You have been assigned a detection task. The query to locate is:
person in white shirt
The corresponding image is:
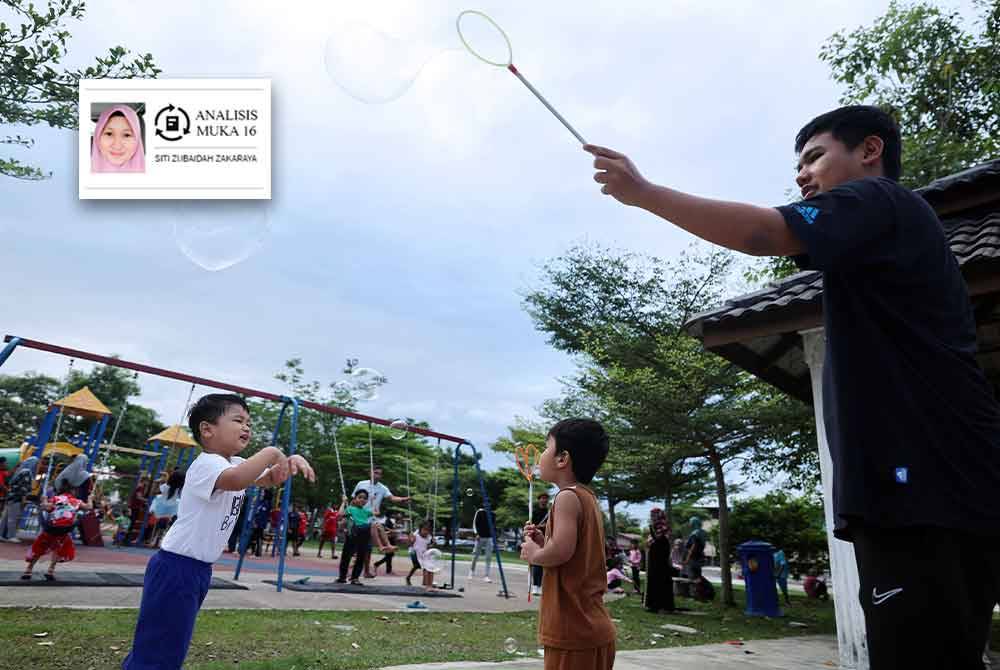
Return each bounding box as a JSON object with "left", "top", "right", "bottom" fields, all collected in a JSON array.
[
  {"left": 352, "top": 465, "right": 410, "bottom": 578},
  {"left": 123, "top": 394, "right": 314, "bottom": 670}
]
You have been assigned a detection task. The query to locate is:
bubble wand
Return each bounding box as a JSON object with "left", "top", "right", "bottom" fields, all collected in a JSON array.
[
  {"left": 514, "top": 443, "right": 542, "bottom": 602},
  {"left": 457, "top": 10, "right": 586, "bottom": 144}
]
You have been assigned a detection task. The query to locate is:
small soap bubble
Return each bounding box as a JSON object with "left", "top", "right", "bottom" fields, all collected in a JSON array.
[
  {"left": 465, "top": 488, "right": 475, "bottom": 497},
  {"left": 503, "top": 637, "right": 518, "bottom": 654},
  {"left": 173, "top": 201, "right": 272, "bottom": 272},
  {"left": 350, "top": 367, "right": 383, "bottom": 401},
  {"left": 389, "top": 419, "right": 408, "bottom": 440}
]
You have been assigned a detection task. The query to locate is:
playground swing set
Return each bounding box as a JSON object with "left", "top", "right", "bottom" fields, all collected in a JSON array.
[{"left": 0, "top": 335, "right": 513, "bottom": 596}]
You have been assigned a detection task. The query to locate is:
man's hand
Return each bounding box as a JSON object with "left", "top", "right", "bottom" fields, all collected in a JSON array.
[
  {"left": 287, "top": 455, "right": 315, "bottom": 482},
  {"left": 585, "top": 144, "right": 651, "bottom": 207}
]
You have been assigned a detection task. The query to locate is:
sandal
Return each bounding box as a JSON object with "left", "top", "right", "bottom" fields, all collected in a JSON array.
[
  {"left": 19, "top": 572, "right": 32, "bottom": 580},
  {"left": 44, "top": 573, "right": 55, "bottom": 581}
]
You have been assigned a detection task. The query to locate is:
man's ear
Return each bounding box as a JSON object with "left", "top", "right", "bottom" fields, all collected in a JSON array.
[{"left": 861, "top": 135, "right": 885, "bottom": 168}]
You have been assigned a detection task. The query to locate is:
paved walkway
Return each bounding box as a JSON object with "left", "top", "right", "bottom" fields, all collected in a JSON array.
[{"left": 383, "top": 636, "right": 841, "bottom": 669}]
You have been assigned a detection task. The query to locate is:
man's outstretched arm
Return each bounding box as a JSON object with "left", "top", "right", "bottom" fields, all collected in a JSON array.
[{"left": 585, "top": 144, "right": 804, "bottom": 257}]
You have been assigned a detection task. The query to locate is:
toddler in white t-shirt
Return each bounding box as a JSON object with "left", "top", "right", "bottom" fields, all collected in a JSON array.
[{"left": 123, "top": 394, "right": 314, "bottom": 670}]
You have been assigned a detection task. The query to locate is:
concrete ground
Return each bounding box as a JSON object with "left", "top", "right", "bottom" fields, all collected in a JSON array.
[
  {"left": 383, "top": 636, "right": 841, "bottom": 670},
  {"left": 0, "top": 537, "right": 539, "bottom": 612}
]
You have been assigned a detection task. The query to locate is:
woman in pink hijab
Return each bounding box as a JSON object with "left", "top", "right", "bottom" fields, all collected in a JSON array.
[{"left": 90, "top": 105, "right": 145, "bottom": 173}]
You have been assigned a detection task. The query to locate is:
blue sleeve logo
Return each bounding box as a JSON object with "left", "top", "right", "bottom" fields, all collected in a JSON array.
[
  {"left": 894, "top": 467, "right": 908, "bottom": 484},
  {"left": 792, "top": 204, "right": 819, "bottom": 225}
]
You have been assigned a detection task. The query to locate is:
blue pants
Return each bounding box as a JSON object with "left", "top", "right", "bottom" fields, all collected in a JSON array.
[{"left": 123, "top": 550, "right": 212, "bottom": 669}]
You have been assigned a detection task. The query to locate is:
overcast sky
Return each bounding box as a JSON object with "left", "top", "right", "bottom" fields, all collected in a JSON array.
[{"left": 0, "top": 1, "right": 980, "bottom": 519}]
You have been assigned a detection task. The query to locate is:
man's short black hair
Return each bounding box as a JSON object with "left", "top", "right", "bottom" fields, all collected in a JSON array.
[
  {"left": 795, "top": 105, "right": 902, "bottom": 181},
  {"left": 537, "top": 492, "right": 549, "bottom": 499},
  {"left": 188, "top": 393, "right": 249, "bottom": 445},
  {"left": 547, "top": 418, "right": 610, "bottom": 485}
]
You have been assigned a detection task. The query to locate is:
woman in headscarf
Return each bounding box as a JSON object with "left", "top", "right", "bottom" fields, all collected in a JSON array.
[
  {"left": 90, "top": 105, "right": 145, "bottom": 173},
  {"left": 643, "top": 507, "right": 675, "bottom": 613},
  {"left": 1, "top": 457, "right": 39, "bottom": 542},
  {"left": 54, "top": 455, "right": 92, "bottom": 501}
]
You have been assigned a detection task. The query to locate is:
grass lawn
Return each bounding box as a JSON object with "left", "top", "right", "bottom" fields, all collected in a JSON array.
[{"left": 4, "top": 590, "right": 836, "bottom": 669}]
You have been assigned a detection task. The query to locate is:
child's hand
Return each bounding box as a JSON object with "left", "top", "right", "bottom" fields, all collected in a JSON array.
[
  {"left": 287, "top": 455, "right": 315, "bottom": 482},
  {"left": 520, "top": 536, "right": 541, "bottom": 563},
  {"left": 522, "top": 522, "right": 543, "bottom": 545},
  {"left": 584, "top": 144, "right": 651, "bottom": 207},
  {"left": 268, "top": 457, "right": 290, "bottom": 485}
]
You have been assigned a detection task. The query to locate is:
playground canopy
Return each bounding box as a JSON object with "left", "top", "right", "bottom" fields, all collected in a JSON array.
[{"left": 52, "top": 386, "right": 112, "bottom": 419}]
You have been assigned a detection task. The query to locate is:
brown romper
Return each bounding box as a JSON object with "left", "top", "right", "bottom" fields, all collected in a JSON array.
[{"left": 537, "top": 484, "right": 617, "bottom": 670}]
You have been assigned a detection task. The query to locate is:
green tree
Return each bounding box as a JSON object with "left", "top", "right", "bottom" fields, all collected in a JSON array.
[
  {"left": 0, "top": 371, "right": 60, "bottom": 449},
  {"left": 822, "top": 0, "right": 1000, "bottom": 187},
  {"left": 749, "top": 0, "right": 1000, "bottom": 283},
  {"left": 1, "top": 0, "right": 160, "bottom": 179},
  {"left": 524, "top": 244, "right": 815, "bottom": 605},
  {"left": 727, "top": 491, "right": 828, "bottom": 577}
]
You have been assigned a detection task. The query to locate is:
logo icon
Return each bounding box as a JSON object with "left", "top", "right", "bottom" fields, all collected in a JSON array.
[
  {"left": 154, "top": 104, "right": 191, "bottom": 142},
  {"left": 792, "top": 204, "right": 820, "bottom": 225},
  {"left": 872, "top": 587, "right": 903, "bottom": 605}
]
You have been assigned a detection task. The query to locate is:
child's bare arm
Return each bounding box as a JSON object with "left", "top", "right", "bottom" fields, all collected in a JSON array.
[
  {"left": 215, "top": 446, "right": 285, "bottom": 492},
  {"left": 520, "top": 493, "right": 581, "bottom": 568}
]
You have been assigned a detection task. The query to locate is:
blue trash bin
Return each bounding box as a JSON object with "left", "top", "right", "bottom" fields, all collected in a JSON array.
[{"left": 738, "top": 540, "right": 782, "bottom": 617}]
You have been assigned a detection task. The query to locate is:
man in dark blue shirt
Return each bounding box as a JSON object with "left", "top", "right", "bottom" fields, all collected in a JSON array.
[{"left": 586, "top": 105, "right": 1000, "bottom": 669}]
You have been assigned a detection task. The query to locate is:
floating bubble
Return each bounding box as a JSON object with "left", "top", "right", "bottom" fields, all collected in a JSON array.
[
  {"left": 351, "top": 367, "right": 383, "bottom": 401},
  {"left": 503, "top": 637, "right": 518, "bottom": 655},
  {"left": 324, "top": 21, "right": 445, "bottom": 104},
  {"left": 389, "top": 419, "right": 408, "bottom": 440},
  {"left": 531, "top": 465, "right": 542, "bottom": 479},
  {"left": 423, "top": 548, "right": 443, "bottom": 573},
  {"left": 465, "top": 488, "right": 475, "bottom": 498},
  {"left": 332, "top": 380, "right": 355, "bottom": 403},
  {"left": 172, "top": 201, "right": 272, "bottom": 272}
]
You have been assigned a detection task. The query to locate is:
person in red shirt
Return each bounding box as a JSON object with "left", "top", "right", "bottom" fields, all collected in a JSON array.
[
  {"left": 317, "top": 500, "right": 340, "bottom": 559},
  {"left": 22, "top": 479, "right": 91, "bottom": 580}
]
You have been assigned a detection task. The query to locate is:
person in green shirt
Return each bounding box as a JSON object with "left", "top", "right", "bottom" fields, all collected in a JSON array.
[{"left": 336, "top": 490, "right": 372, "bottom": 585}]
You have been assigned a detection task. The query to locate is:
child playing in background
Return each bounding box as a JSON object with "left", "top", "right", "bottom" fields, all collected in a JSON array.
[
  {"left": 123, "top": 394, "right": 314, "bottom": 670},
  {"left": 627, "top": 539, "right": 643, "bottom": 596},
  {"left": 606, "top": 561, "right": 633, "bottom": 594},
  {"left": 113, "top": 506, "right": 131, "bottom": 547},
  {"left": 520, "top": 419, "right": 616, "bottom": 670},
  {"left": 317, "top": 499, "right": 339, "bottom": 559},
  {"left": 21, "top": 479, "right": 90, "bottom": 581},
  {"left": 336, "top": 490, "right": 372, "bottom": 585},
  {"left": 406, "top": 520, "right": 434, "bottom": 590}
]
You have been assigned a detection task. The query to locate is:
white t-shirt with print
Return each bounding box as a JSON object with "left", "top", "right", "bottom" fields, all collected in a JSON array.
[
  {"left": 351, "top": 479, "right": 392, "bottom": 517},
  {"left": 161, "top": 452, "right": 246, "bottom": 564}
]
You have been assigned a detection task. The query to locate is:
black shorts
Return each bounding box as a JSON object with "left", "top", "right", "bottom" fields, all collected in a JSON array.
[
  {"left": 410, "top": 553, "right": 421, "bottom": 569},
  {"left": 852, "top": 523, "right": 1000, "bottom": 670}
]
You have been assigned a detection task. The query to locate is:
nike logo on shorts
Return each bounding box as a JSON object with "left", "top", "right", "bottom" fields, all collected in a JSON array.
[{"left": 872, "top": 587, "right": 903, "bottom": 605}]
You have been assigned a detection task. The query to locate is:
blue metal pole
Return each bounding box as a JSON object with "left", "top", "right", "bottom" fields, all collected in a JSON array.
[
  {"left": 32, "top": 407, "right": 59, "bottom": 459},
  {"left": 232, "top": 486, "right": 258, "bottom": 580},
  {"left": 0, "top": 336, "right": 21, "bottom": 368},
  {"left": 88, "top": 415, "right": 110, "bottom": 467},
  {"left": 450, "top": 443, "right": 460, "bottom": 590},
  {"left": 235, "top": 399, "right": 289, "bottom": 582},
  {"left": 470, "top": 442, "right": 509, "bottom": 598},
  {"left": 275, "top": 397, "right": 299, "bottom": 593}
]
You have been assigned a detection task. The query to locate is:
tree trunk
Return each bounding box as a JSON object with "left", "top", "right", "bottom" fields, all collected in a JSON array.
[
  {"left": 705, "top": 444, "right": 734, "bottom": 606},
  {"left": 662, "top": 476, "right": 673, "bottom": 534},
  {"left": 607, "top": 497, "right": 619, "bottom": 543}
]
